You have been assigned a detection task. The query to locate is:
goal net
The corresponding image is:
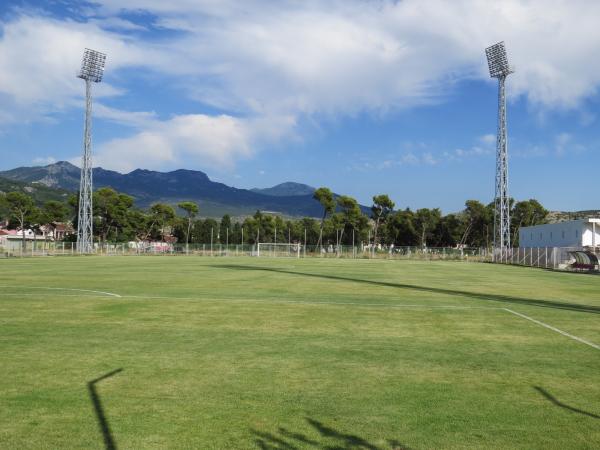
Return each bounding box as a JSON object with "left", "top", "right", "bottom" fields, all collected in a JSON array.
[{"left": 256, "top": 243, "right": 302, "bottom": 258}]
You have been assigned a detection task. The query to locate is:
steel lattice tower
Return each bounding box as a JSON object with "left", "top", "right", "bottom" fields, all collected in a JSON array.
[
  {"left": 76, "top": 48, "right": 106, "bottom": 253},
  {"left": 485, "top": 42, "right": 514, "bottom": 252}
]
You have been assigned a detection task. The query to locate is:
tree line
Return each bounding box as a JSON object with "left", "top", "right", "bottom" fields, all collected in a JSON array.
[{"left": 0, "top": 186, "right": 548, "bottom": 248}]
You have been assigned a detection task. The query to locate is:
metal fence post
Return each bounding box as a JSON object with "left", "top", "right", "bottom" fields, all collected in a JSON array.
[{"left": 529, "top": 248, "right": 532, "bottom": 266}]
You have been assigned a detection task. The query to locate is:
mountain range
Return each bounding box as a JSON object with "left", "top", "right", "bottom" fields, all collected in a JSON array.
[
  {"left": 0, "top": 175, "right": 71, "bottom": 205},
  {"left": 1, "top": 161, "right": 598, "bottom": 221},
  {"left": 0, "top": 161, "right": 357, "bottom": 218},
  {"left": 251, "top": 182, "right": 315, "bottom": 197}
]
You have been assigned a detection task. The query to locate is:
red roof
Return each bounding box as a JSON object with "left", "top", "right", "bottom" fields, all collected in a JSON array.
[{"left": 55, "top": 223, "right": 74, "bottom": 232}]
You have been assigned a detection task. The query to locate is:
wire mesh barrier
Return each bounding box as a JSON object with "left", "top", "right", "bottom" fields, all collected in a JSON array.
[
  {"left": 1, "top": 241, "right": 488, "bottom": 262},
  {"left": 1, "top": 241, "right": 80, "bottom": 258},
  {"left": 492, "top": 247, "right": 600, "bottom": 272},
  {"left": 256, "top": 243, "right": 302, "bottom": 258},
  {"left": 3, "top": 241, "right": 597, "bottom": 272},
  {"left": 302, "top": 245, "right": 486, "bottom": 261}
]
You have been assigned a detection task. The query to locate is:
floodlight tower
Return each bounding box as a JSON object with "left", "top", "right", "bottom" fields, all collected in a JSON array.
[
  {"left": 76, "top": 48, "right": 106, "bottom": 253},
  {"left": 485, "top": 41, "right": 514, "bottom": 254}
]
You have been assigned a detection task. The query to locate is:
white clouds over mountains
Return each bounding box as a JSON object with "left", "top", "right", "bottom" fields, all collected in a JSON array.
[
  {"left": 94, "top": 113, "right": 296, "bottom": 173},
  {"left": 1, "top": 0, "right": 599, "bottom": 171}
]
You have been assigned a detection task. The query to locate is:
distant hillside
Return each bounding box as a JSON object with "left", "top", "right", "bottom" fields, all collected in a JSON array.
[
  {"left": 251, "top": 182, "right": 315, "bottom": 197},
  {"left": 0, "top": 176, "right": 71, "bottom": 205},
  {"left": 547, "top": 210, "right": 600, "bottom": 223},
  {"left": 0, "top": 162, "right": 368, "bottom": 218}
]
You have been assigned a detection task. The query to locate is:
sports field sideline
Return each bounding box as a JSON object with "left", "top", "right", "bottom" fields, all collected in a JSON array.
[{"left": 1, "top": 256, "right": 599, "bottom": 449}]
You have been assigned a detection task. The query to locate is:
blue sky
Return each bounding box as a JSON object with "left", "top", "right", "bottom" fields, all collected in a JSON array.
[{"left": 0, "top": 0, "right": 599, "bottom": 212}]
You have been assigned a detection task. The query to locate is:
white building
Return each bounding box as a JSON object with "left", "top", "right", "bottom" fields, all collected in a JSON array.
[
  {"left": 0, "top": 229, "right": 48, "bottom": 251},
  {"left": 519, "top": 218, "right": 600, "bottom": 248}
]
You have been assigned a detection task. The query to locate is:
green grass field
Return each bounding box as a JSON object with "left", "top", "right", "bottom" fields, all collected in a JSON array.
[{"left": 1, "top": 256, "right": 599, "bottom": 449}]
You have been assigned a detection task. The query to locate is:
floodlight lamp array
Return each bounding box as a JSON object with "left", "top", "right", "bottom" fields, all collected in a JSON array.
[
  {"left": 485, "top": 41, "right": 513, "bottom": 78},
  {"left": 78, "top": 48, "right": 107, "bottom": 83}
]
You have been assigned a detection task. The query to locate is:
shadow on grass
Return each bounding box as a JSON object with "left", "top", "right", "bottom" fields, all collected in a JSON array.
[
  {"left": 252, "top": 417, "right": 411, "bottom": 449},
  {"left": 88, "top": 368, "right": 123, "bottom": 450},
  {"left": 214, "top": 264, "right": 600, "bottom": 315},
  {"left": 534, "top": 386, "right": 600, "bottom": 419}
]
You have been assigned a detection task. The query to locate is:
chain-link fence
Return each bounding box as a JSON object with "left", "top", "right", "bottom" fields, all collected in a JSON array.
[
  {"left": 1, "top": 241, "right": 488, "bottom": 262},
  {"left": 4, "top": 241, "right": 597, "bottom": 272},
  {"left": 1, "top": 241, "right": 80, "bottom": 258},
  {"left": 301, "top": 245, "right": 486, "bottom": 261},
  {"left": 492, "top": 246, "right": 599, "bottom": 271}
]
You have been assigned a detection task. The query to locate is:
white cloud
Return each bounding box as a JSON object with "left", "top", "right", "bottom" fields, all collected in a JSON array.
[
  {"left": 348, "top": 149, "right": 439, "bottom": 172},
  {"left": 0, "top": 13, "right": 164, "bottom": 124},
  {"left": 503, "top": 132, "right": 589, "bottom": 158},
  {"left": 555, "top": 132, "right": 571, "bottom": 156},
  {"left": 92, "top": 0, "right": 600, "bottom": 112},
  {"left": 89, "top": 17, "right": 147, "bottom": 32},
  {"left": 422, "top": 152, "right": 438, "bottom": 165},
  {"left": 7, "top": 0, "right": 600, "bottom": 118},
  {"left": 480, "top": 134, "right": 496, "bottom": 145},
  {"left": 579, "top": 110, "right": 596, "bottom": 126},
  {"left": 446, "top": 133, "right": 495, "bottom": 161},
  {"left": 513, "top": 144, "right": 548, "bottom": 159},
  {"left": 400, "top": 153, "right": 420, "bottom": 166},
  {"left": 3, "top": 1, "right": 600, "bottom": 169},
  {"left": 93, "top": 113, "right": 295, "bottom": 172},
  {"left": 94, "top": 104, "right": 159, "bottom": 128},
  {"left": 450, "top": 146, "right": 491, "bottom": 159},
  {"left": 32, "top": 156, "right": 56, "bottom": 165},
  {"left": 554, "top": 132, "right": 587, "bottom": 156}
]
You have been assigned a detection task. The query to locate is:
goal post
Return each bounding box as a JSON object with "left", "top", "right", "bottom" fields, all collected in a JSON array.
[{"left": 256, "top": 243, "right": 301, "bottom": 258}]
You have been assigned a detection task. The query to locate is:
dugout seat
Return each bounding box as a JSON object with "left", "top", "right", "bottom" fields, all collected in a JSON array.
[{"left": 568, "top": 251, "right": 599, "bottom": 272}]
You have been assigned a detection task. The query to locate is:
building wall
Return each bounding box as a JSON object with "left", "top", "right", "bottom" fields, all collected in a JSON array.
[
  {"left": 519, "top": 219, "right": 600, "bottom": 248},
  {"left": 582, "top": 224, "right": 600, "bottom": 247}
]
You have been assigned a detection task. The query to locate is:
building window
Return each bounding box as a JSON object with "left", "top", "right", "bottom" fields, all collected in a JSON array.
[
  {"left": 540, "top": 233, "right": 543, "bottom": 240},
  {"left": 562, "top": 230, "right": 565, "bottom": 239},
  {"left": 531, "top": 233, "right": 533, "bottom": 240},
  {"left": 575, "top": 230, "right": 579, "bottom": 238},
  {"left": 550, "top": 232, "right": 553, "bottom": 240}
]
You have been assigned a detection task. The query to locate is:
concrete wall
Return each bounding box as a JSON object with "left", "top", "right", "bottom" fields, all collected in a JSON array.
[{"left": 519, "top": 219, "right": 600, "bottom": 248}]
